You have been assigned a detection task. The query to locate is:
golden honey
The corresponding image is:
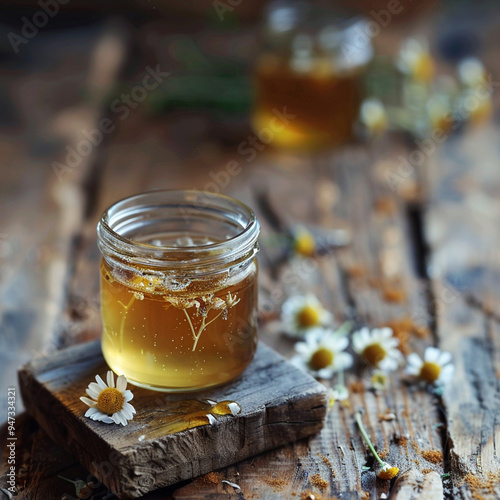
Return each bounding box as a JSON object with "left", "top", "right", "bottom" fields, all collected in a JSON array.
[
  {"left": 252, "top": 3, "right": 372, "bottom": 151},
  {"left": 252, "top": 56, "right": 363, "bottom": 150},
  {"left": 97, "top": 191, "right": 260, "bottom": 392}
]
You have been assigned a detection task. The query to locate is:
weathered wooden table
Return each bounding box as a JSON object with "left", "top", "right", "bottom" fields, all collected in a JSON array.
[{"left": 1, "top": 9, "right": 500, "bottom": 500}]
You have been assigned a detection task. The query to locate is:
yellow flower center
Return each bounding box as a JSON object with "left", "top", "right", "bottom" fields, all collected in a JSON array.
[
  {"left": 294, "top": 231, "right": 316, "bottom": 257},
  {"left": 309, "top": 347, "right": 334, "bottom": 370},
  {"left": 362, "top": 343, "right": 387, "bottom": 366},
  {"left": 413, "top": 53, "right": 435, "bottom": 82},
  {"left": 297, "top": 304, "right": 321, "bottom": 327},
  {"left": 97, "top": 387, "right": 125, "bottom": 415},
  {"left": 377, "top": 466, "right": 399, "bottom": 480},
  {"left": 419, "top": 361, "right": 441, "bottom": 383}
]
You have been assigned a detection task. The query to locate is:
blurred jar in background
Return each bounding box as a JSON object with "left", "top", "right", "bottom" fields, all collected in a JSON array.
[{"left": 252, "top": 1, "right": 372, "bottom": 151}]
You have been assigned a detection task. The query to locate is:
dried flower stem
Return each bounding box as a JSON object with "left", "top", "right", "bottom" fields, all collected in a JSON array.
[
  {"left": 184, "top": 307, "right": 225, "bottom": 352},
  {"left": 117, "top": 295, "right": 136, "bottom": 353}
]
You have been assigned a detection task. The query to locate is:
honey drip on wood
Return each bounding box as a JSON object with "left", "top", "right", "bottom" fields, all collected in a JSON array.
[{"left": 139, "top": 399, "right": 241, "bottom": 439}]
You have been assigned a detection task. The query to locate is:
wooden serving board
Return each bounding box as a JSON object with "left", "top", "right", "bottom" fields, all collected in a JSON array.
[{"left": 18, "top": 340, "right": 328, "bottom": 499}]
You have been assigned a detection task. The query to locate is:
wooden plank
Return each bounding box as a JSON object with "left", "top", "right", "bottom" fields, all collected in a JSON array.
[
  {"left": 19, "top": 340, "right": 328, "bottom": 499},
  {"left": 425, "top": 125, "right": 500, "bottom": 499}
]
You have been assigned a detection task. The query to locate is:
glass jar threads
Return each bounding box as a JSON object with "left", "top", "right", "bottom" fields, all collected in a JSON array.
[{"left": 97, "top": 190, "right": 260, "bottom": 392}]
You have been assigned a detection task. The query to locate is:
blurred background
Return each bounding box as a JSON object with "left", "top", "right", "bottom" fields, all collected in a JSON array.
[{"left": 1, "top": 0, "right": 500, "bottom": 418}]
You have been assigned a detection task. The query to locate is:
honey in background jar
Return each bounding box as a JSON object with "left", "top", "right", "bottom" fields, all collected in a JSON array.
[{"left": 251, "top": 1, "right": 372, "bottom": 151}]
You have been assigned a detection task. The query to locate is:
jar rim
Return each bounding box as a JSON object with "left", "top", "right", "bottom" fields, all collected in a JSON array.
[{"left": 97, "top": 189, "right": 260, "bottom": 274}]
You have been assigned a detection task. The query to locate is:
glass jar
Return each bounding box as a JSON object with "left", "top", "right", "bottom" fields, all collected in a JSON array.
[
  {"left": 251, "top": 1, "right": 372, "bottom": 151},
  {"left": 97, "top": 190, "right": 260, "bottom": 392}
]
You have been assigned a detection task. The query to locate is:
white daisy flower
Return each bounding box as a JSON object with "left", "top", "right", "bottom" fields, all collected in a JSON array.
[
  {"left": 80, "top": 370, "right": 136, "bottom": 426},
  {"left": 458, "top": 57, "right": 487, "bottom": 88},
  {"left": 371, "top": 370, "right": 389, "bottom": 391},
  {"left": 360, "top": 98, "right": 388, "bottom": 136},
  {"left": 397, "top": 38, "right": 435, "bottom": 83},
  {"left": 352, "top": 327, "right": 402, "bottom": 371},
  {"left": 406, "top": 346, "right": 454, "bottom": 386},
  {"left": 291, "top": 329, "right": 353, "bottom": 379},
  {"left": 281, "top": 294, "right": 332, "bottom": 338}
]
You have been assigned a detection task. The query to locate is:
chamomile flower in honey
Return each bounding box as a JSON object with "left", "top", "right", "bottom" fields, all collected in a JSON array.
[
  {"left": 352, "top": 327, "right": 401, "bottom": 371},
  {"left": 292, "top": 226, "right": 316, "bottom": 257},
  {"left": 398, "top": 38, "right": 435, "bottom": 83},
  {"left": 281, "top": 294, "right": 333, "bottom": 338},
  {"left": 80, "top": 370, "right": 136, "bottom": 426},
  {"left": 406, "top": 346, "right": 454, "bottom": 387},
  {"left": 291, "top": 329, "right": 353, "bottom": 379}
]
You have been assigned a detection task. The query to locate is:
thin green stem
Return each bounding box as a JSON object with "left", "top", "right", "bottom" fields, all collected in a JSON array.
[
  {"left": 338, "top": 369, "right": 345, "bottom": 388},
  {"left": 355, "top": 411, "right": 385, "bottom": 467},
  {"left": 57, "top": 475, "right": 77, "bottom": 485}
]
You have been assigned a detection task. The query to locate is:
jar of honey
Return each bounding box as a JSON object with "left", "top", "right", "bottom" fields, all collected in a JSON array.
[
  {"left": 97, "top": 190, "right": 260, "bottom": 392},
  {"left": 252, "top": 1, "right": 373, "bottom": 151}
]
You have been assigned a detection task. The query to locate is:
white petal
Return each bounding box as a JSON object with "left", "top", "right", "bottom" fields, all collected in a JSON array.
[
  {"left": 438, "top": 364, "right": 454, "bottom": 384},
  {"left": 320, "top": 310, "right": 333, "bottom": 324},
  {"left": 116, "top": 375, "right": 127, "bottom": 392},
  {"left": 227, "top": 402, "right": 240, "bottom": 415},
  {"left": 86, "top": 387, "right": 100, "bottom": 399},
  {"left": 123, "top": 390, "right": 134, "bottom": 402},
  {"left": 90, "top": 411, "right": 104, "bottom": 420},
  {"left": 80, "top": 396, "right": 97, "bottom": 407},
  {"left": 331, "top": 335, "right": 349, "bottom": 352},
  {"left": 385, "top": 338, "right": 400, "bottom": 349},
  {"left": 406, "top": 353, "right": 423, "bottom": 372},
  {"left": 316, "top": 368, "right": 334, "bottom": 379},
  {"left": 295, "top": 342, "right": 311, "bottom": 355},
  {"left": 95, "top": 374, "right": 107, "bottom": 390},
  {"left": 438, "top": 351, "right": 452, "bottom": 366},
  {"left": 107, "top": 371, "right": 115, "bottom": 388},
  {"left": 89, "top": 382, "right": 103, "bottom": 395},
  {"left": 379, "top": 357, "right": 398, "bottom": 372},
  {"left": 425, "top": 346, "right": 440, "bottom": 362},
  {"left": 352, "top": 332, "right": 364, "bottom": 353},
  {"left": 124, "top": 402, "right": 136, "bottom": 415},
  {"left": 120, "top": 407, "right": 133, "bottom": 420},
  {"left": 336, "top": 352, "right": 353, "bottom": 370},
  {"left": 111, "top": 412, "right": 122, "bottom": 425},
  {"left": 85, "top": 407, "right": 98, "bottom": 417},
  {"left": 101, "top": 415, "right": 115, "bottom": 424},
  {"left": 379, "top": 328, "right": 394, "bottom": 339}
]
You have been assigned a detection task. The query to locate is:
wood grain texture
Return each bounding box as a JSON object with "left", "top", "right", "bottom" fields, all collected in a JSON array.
[
  {"left": 2, "top": 9, "right": 500, "bottom": 499},
  {"left": 18, "top": 341, "right": 328, "bottom": 498},
  {"left": 425, "top": 129, "right": 500, "bottom": 499}
]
